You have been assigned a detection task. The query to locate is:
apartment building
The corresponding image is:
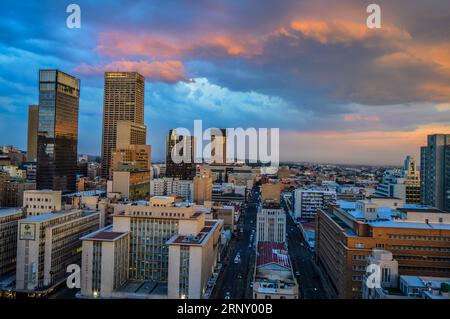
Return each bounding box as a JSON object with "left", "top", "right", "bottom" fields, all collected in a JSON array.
[{"left": 150, "top": 178, "right": 193, "bottom": 202}]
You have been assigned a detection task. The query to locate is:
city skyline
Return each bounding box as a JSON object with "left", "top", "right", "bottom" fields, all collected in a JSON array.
[{"left": 1, "top": 1, "right": 450, "bottom": 165}]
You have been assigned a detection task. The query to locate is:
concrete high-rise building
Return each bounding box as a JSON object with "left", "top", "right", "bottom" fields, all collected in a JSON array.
[
  {"left": 101, "top": 72, "right": 145, "bottom": 178},
  {"left": 193, "top": 168, "right": 213, "bottom": 204},
  {"left": 166, "top": 130, "right": 196, "bottom": 180},
  {"left": 36, "top": 70, "right": 80, "bottom": 193},
  {"left": 420, "top": 134, "right": 450, "bottom": 211},
  {"left": 294, "top": 187, "right": 337, "bottom": 220},
  {"left": 26, "top": 105, "right": 39, "bottom": 162},
  {"left": 111, "top": 144, "right": 151, "bottom": 176}
]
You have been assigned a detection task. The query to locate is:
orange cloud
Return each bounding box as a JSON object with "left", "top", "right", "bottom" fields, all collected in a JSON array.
[
  {"left": 75, "top": 60, "right": 186, "bottom": 83},
  {"left": 96, "top": 32, "right": 261, "bottom": 59},
  {"left": 289, "top": 19, "right": 410, "bottom": 45}
]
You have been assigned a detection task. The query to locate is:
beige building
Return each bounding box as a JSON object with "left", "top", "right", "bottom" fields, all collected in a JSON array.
[
  {"left": 257, "top": 202, "right": 286, "bottom": 243},
  {"left": 0, "top": 208, "right": 26, "bottom": 276},
  {"left": 16, "top": 209, "right": 100, "bottom": 292},
  {"left": 101, "top": 72, "right": 145, "bottom": 178},
  {"left": 111, "top": 143, "right": 151, "bottom": 175},
  {"left": 26, "top": 105, "right": 39, "bottom": 162},
  {"left": 23, "top": 190, "right": 62, "bottom": 216},
  {"left": 253, "top": 242, "right": 299, "bottom": 299},
  {"left": 261, "top": 183, "right": 281, "bottom": 204},
  {"left": 193, "top": 168, "right": 213, "bottom": 204},
  {"left": 80, "top": 196, "right": 223, "bottom": 299},
  {"left": 80, "top": 226, "right": 130, "bottom": 298},
  {"left": 112, "top": 170, "right": 150, "bottom": 200}
]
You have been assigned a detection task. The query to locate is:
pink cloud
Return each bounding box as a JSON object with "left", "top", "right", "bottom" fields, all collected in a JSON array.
[
  {"left": 74, "top": 60, "right": 186, "bottom": 83},
  {"left": 343, "top": 114, "right": 381, "bottom": 122}
]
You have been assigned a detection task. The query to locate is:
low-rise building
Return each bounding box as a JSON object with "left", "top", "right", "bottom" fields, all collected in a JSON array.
[
  {"left": 252, "top": 242, "right": 299, "bottom": 299},
  {"left": 23, "top": 190, "right": 62, "bottom": 216}
]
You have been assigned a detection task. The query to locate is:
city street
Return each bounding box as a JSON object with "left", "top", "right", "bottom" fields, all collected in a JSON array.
[
  {"left": 211, "top": 188, "right": 259, "bottom": 299},
  {"left": 283, "top": 200, "right": 327, "bottom": 299}
]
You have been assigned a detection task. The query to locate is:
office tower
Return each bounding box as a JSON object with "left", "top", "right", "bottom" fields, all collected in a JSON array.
[
  {"left": 26, "top": 105, "right": 39, "bottom": 161},
  {"left": 210, "top": 128, "right": 227, "bottom": 164},
  {"left": 166, "top": 130, "right": 196, "bottom": 180},
  {"left": 193, "top": 168, "right": 213, "bottom": 204},
  {"left": 111, "top": 144, "right": 151, "bottom": 174},
  {"left": 315, "top": 199, "right": 450, "bottom": 299},
  {"left": 101, "top": 72, "right": 145, "bottom": 179},
  {"left": 36, "top": 70, "right": 80, "bottom": 193},
  {"left": 420, "top": 134, "right": 450, "bottom": 211},
  {"left": 16, "top": 209, "right": 99, "bottom": 291},
  {"left": 0, "top": 208, "right": 26, "bottom": 276}
]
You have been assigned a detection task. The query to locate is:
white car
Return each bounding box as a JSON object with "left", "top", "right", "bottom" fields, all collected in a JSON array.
[{"left": 225, "top": 292, "right": 231, "bottom": 299}]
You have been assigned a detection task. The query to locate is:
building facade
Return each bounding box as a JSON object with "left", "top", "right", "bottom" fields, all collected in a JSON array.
[
  {"left": 101, "top": 72, "right": 145, "bottom": 178},
  {"left": 26, "top": 105, "right": 39, "bottom": 162},
  {"left": 36, "top": 70, "right": 80, "bottom": 193},
  {"left": 0, "top": 208, "right": 26, "bottom": 276},
  {"left": 420, "top": 134, "right": 450, "bottom": 211},
  {"left": 257, "top": 203, "right": 286, "bottom": 243}
]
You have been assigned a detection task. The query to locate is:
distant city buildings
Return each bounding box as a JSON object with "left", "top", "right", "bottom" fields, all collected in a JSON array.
[
  {"left": 421, "top": 134, "right": 450, "bottom": 212},
  {"left": 294, "top": 187, "right": 336, "bottom": 220},
  {"left": 374, "top": 155, "right": 420, "bottom": 204},
  {"left": 193, "top": 168, "right": 213, "bottom": 204},
  {"left": 36, "top": 70, "right": 80, "bottom": 193},
  {"left": 165, "top": 130, "right": 196, "bottom": 180}
]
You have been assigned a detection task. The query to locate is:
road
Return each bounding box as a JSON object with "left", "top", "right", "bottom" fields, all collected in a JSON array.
[
  {"left": 283, "top": 200, "right": 327, "bottom": 299},
  {"left": 211, "top": 188, "right": 259, "bottom": 299}
]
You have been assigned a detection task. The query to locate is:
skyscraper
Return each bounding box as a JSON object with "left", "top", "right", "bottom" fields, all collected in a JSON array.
[
  {"left": 166, "top": 130, "right": 196, "bottom": 180},
  {"left": 101, "top": 72, "right": 145, "bottom": 178},
  {"left": 26, "top": 105, "right": 39, "bottom": 161},
  {"left": 36, "top": 70, "right": 80, "bottom": 193},
  {"left": 420, "top": 134, "right": 450, "bottom": 211}
]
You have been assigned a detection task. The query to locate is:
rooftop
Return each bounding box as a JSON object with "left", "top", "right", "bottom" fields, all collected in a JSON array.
[
  {"left": 256, "top": 242, "right": 291, "bottom": 269},
  {"left": 81, "top": 226, "right": 129, "bottom": 241},
  {"left": 0, "top": 207, "right": 22, "bottom": 217},
  {"left": 369, "top": 220, "right": 450, "bottom": 230}
]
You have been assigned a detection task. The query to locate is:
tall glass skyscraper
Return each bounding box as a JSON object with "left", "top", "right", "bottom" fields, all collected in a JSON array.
[{"left": 36, "top": 70, "right": 80, "bottom": 193}]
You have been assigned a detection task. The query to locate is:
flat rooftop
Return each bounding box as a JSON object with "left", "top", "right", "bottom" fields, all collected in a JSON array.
[
  {"left": 81, "top": 226, "right": 129, "bottom": 241},
  {"left": 0, "top": 207, "right": 22, "bottom": 217},
  {"left": 369, "top": 221, "right": 450, "bottom": 230}
]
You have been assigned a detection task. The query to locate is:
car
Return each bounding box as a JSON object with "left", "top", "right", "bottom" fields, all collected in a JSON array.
[
  {"left": 225, "top": 292, "right": 231, "bottom": 299},
  {"left": 237, "top": 273, "right": 243, "bottom": 279},
  {"left": 250, "top": 283, "right": 253, "bottom": 288},
  {"left": 295, "top": 271, "right": 300, "bottom": 276}
]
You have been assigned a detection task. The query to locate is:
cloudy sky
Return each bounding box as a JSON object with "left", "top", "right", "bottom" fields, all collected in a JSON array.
[{"left": 1, "top": 0, "right": 450, "bottom": 165}]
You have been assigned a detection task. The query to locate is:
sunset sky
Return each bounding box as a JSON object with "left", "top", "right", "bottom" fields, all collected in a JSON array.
[{"left": 1, "top": 0, "right": 450, "bottom": 165}]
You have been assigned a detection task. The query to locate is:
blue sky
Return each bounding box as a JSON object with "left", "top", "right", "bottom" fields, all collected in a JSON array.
[{"left": 1, "top": 0, "right": 450, "bottom": 164}]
